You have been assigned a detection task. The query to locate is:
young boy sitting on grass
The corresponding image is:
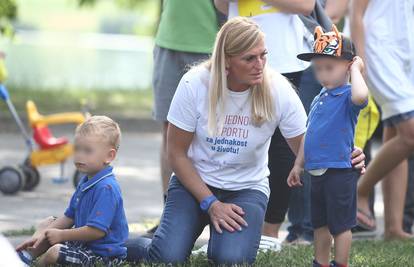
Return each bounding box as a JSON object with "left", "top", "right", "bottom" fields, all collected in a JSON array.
[
  {"left": 16, "top": 115, "right": 129, "bottom": 266},
  {"left": 287, "top": 26, "right": 369, "bottom": 267}
]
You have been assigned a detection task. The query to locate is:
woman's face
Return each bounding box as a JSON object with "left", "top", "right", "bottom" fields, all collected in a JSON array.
[{"left": 226, "top": 39, "right": 267, "bottom": 91}]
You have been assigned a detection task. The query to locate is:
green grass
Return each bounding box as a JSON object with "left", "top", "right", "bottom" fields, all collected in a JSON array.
[
  {"left": 28, "top": 240, "right": 414, "bottom": 267},
  {"left": 2, "top": 226, "right": 35, "bottom": 237},
  {"left": 0, "top": 87, "right": 153, "bottom": 119}
]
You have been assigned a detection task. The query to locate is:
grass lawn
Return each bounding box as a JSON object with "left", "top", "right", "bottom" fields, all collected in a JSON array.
[{"left": 26, "top": 240, "right": 414, "bottom": 267}]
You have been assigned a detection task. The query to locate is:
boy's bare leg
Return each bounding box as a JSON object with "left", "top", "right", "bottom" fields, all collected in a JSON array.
[
  {"left": 314, "top": 226, "right": 332, "bottom": 265},
  {"left": 37, "top": 244, "right": 61, "bottom": 266},
  {"left": 333, "top": 230, "right": 352, "bottom": 266}
]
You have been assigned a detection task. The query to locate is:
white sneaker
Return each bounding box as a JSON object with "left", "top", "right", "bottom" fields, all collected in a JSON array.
[{"left": 258, "top": 235, "right": 282, "bottom": 253}]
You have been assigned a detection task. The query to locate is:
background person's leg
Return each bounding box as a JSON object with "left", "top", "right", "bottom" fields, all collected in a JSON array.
[
  {"left": 160, "top": 122, "right": 171, "bottom": 195},
  {"left": 381, "top": 126, "right": 410, "bottom": 239},
  {"left": 264, "top": 128, "right": 295, "bottom": 238},
  {"left": 403, "top": 154, "right": 414, "bottom": 234},
  {"left": 358, "top": 118, "right": 414, "bottom": 222},
  {"left": 126, "top": 176, "right": 208, "bottom": 264},
  {"left": 208, "top": 189, "right": 268, "bottom": 265}
]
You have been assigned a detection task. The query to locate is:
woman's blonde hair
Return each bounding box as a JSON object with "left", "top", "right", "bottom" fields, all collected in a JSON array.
[{"left": 207, "top": 16, "right": 274, "bottom": 136}]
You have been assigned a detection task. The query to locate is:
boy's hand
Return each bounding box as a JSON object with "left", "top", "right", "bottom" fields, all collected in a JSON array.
[
  {"left": 16, "top": 235, "right": 42, "bottom": 251},
  {"left": 287, "top": 165, "right": 303, "bottom": 187},
  {"left": 44, "top": 229, "right": 64, "bottom": 245},
  {"left": 351, "top": 56, "right": 365, "bottom": 73}
]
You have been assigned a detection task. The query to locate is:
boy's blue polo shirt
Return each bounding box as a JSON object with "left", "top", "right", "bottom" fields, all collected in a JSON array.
[
  {"left": 64, "top": 165, "right": 129, "bottom": 258},
  {"left": 304, "top": 84, "right": 367, "bottom": 171}
]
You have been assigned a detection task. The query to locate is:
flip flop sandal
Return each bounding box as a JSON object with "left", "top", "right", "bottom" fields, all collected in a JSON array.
[{"left": 356, "top": 208, "right": 376, "bottom": 231}]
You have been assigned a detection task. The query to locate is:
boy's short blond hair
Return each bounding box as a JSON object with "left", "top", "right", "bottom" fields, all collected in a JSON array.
[{"left": 75, "top": 115, "right": 121, "bottom": 150}]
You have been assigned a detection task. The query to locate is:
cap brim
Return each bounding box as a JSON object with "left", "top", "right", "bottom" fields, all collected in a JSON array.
[
  {"left": 297, "top": 53, "right": 317, "bottom": 62},
  {"left": 297, "top": 52, "right": 354, "bottom": 62}
]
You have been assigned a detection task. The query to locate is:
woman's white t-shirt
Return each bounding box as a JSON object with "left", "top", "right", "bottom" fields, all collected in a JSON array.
[
  {"left": 228, "top": 0, "right": 310, "bottom": 73},
  {"left": 167, "top": 66, "right": 307, "bottom": 197}
]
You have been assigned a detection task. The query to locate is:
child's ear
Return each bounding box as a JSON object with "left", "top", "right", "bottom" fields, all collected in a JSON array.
[{"left": 105, "top": 148, "right": 116, "bottom": 165}]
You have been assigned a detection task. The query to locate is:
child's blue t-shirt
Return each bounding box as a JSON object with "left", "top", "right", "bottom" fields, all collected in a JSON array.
[
  {"left": 304, "top": 84, "right": 367, "bottom": 171},
  {"left": 64, "top": 165, "right": 129, "bottom": 258}
]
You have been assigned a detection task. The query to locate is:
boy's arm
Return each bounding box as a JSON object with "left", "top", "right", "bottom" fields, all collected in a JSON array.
[
  {"left": 43, "top": 226, "right": 105, "bottom": 246},
  {"left": 350, "top": 56, "right": 369, "bottom": 106}
]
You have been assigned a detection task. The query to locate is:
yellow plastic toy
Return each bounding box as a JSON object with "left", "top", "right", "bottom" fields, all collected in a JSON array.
[{"left": 0, "top": 53, "right": 88, "bottom": 195}]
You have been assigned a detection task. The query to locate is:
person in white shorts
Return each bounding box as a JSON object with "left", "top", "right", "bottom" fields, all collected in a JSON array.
[{"left": 351, "top": 0, "right": 414, "bottom": 240}]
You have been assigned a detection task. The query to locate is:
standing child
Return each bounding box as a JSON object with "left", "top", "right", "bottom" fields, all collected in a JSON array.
[
  {"left": 16, "top": 116, "right": 129, "bottom": 266},
  {"left": 287, "top": 25, "right": 368, "bottom": 267}
]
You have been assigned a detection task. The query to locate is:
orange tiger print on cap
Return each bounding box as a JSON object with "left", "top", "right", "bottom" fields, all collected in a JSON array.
[{"left": 313, "top": 25, "right": 343, "bottom": 57}]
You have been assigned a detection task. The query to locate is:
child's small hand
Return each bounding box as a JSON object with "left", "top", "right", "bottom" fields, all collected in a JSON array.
[
  {"left": 351, "top": 56, "right": 365, "bottom": 73},
  {"left": 287, "top": 165, "right": 303, "bottom": 187},
  {"left": 44, "top": 229, "right": 64, "bottom": 246}
]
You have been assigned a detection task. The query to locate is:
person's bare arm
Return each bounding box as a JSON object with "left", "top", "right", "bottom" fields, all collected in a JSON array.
[
  {"left": 167, "top": 124, "right": 247, "bottom": 233},
  {"left": 285, "top": 133, "right": 305, "bottom": 156},
  {"left": 325, "top": 0, "right": 349, "bottom": 24},
  {"left": 262, "top": 0, "right": 315, "bottom": 15},
  {"left": 350, "top": 56, "right": 369, "bottom": 105},
  {"left": 43, "top": 226, "right": 105, "bottom": 246},
  {"left": 214, "top": 0, "right": 230, "bottom": 15},
  {"left": 168, "top": 124, "right": 214, "bottom": 203},
  {"left": 350, "top": 0, "right": 370, "bottom": 61},
  {"left": 286, "top": 134, "right": 305, "bottom": 187}
]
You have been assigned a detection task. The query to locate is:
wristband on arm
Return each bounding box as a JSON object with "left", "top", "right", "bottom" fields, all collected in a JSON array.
[{"left": 200, "top": 195, "right": 218, "bottom": 212}]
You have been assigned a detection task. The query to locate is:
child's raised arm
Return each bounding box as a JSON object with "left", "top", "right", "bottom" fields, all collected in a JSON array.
[{"left": 350, "top": 56, "right": 369, "bottom": 106}]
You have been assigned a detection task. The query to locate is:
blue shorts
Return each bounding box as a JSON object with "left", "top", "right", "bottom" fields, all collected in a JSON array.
[{"left": 310, "top": 168, "right": 358, "bottom": 236}]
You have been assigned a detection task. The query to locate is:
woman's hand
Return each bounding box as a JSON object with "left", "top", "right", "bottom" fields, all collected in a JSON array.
[
  {"left": 351, "top": 146, "right": 366, "bottom": 174},
  {"left": 287, "top": 165, "right": 303, "bottom": 187},
  {"left": 208, "top": 201, "right": 248, "bottom": 234}
]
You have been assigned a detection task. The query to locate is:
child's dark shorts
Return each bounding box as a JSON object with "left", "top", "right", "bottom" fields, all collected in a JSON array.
[
  {"left": 310, "top": 168, "right": 358, "bottom": 236},
  {"left": 57, "top": 241, "right": 124, "bottom": 266}
]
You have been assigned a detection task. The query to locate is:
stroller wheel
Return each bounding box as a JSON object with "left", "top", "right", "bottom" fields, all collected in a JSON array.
[
  {"left": 73, "top": 170, "right": 84, "bottom": 188},
  {"left": 0, "top": 166, "right": 24, "bottom": 195},
  {"left": 21, "top": 160, "right": 40, "bottom": 191}
]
